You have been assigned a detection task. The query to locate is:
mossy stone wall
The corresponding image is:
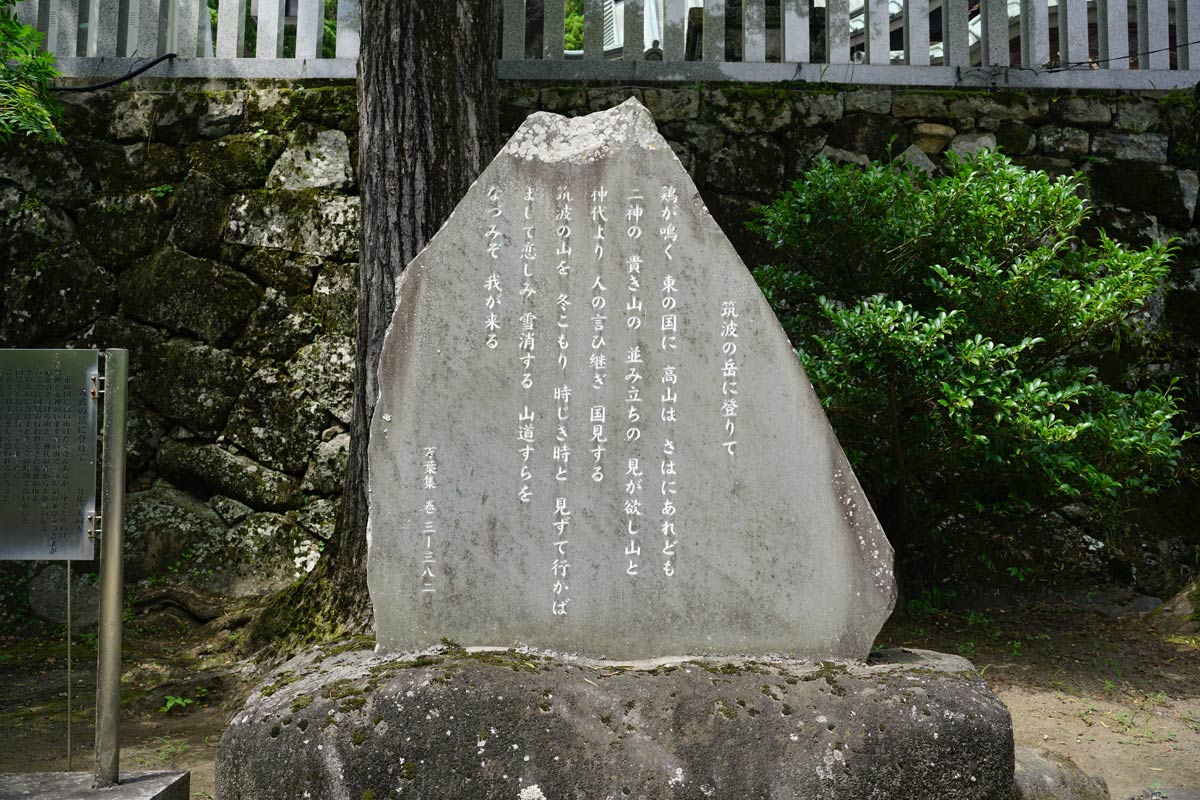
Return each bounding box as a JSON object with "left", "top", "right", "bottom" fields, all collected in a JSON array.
[{"left": 1, "top": 80, "right": 1196, "bottom": 625}]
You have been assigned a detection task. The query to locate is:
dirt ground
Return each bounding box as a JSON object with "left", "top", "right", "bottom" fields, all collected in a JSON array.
[{"left": 2, "top": 598, "right": 1198, "bottom": 800}]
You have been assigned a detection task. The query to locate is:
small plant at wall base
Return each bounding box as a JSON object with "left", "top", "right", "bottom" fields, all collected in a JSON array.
[
  {"left": 752, "top": 151, "right": 1192, "bottom": 580},
  {"left": 0, "top": 0, "right": 61, "bottom": 143}
]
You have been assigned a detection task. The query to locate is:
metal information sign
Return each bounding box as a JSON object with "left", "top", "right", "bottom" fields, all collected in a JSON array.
[{"left": 0, "top": 349, "right": 99, "bottom": 561}]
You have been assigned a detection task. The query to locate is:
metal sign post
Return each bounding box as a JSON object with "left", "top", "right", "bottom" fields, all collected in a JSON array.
[
  {"left": 94, "top": 349, "right": 127, "bottom": 789},
  {"left": 0, "top": 348, "right": 127, "bottom": 788}
]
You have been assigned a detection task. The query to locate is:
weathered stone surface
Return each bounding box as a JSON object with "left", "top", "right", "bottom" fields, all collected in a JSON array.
[
  {"left": 1, "top": 242, "right": 117, "bottom": 345},
  {"left": 295, "top": 496, "right": 339, "bottom": 540},
  {"left": 302, "top": 432, "right": 350, "bottom": 495},
  {"left": 0, "top": 769, "right": 188, "bottom": 800},
  {"left": 826, "top": 112, "right": 909, "bottom": 162},
  {"left": 287, "top": 334, "right": 355, "bottom": 425},
  {"left": 198, "top": 91, "right": 247, "bottom": 139},
  {"left": 171, "top": 171, "right": 230, "bottom": 259},
  {"left": 311, "top": 262, "right": 358, "bottom": 336},
  {"left": 911, "top": 122, "right": 957, "bottom": 155},
  {"left": 1057, "top": 96, "right": 1113, "bottom": 127},
  {"left": 107, "top": 92, "right": 159, "bottom": 141},
  {"left": 266, "top": 127, "right": 354, "bottom": 191},
  {"left": 367, "top": 100, "right": 895, "bottom": 660},
  {"left": 0, "top": 185, "right": 75, "bottom": 264},
  {"left": 1147, "top": 578, "right": 1195, "bottom": 633},
  {"left": 157, "top": 439, "right": 303, "bottom": 511},
  {"left": 217, "top": 647, "right": 1013, "bottom": 800},
  {"left": 897, "top": 143, "right": 937, "bottom": 175},
  {"left": 948, "top": 94, "right": 1049, "bottom": 123},
  {"left": 711, "top": 89, "right": 793, "bottom": 134},
  {"left": 1012, "top": 747, "right": 1109, "bottom": 800},
  {"left": 194, "top": 512, "right": 319, "bottom": 597},
  {"left": 78, "top": 192, "right": 164, "bottom": 270},
  {"left": 996, "top": 122, "right": 1037, "bottom": 156},
  {"left": 1112, "top": 98, "right": 1162, "bottom": 133},
  {"left": 707, "top": 136, "right": 787, "bottom": 195},
  {"left": 948, "top": 131, "right": 997, "bottom": 157},
  {"left": 211, "top": 495, "right": 254, "bottom": 526},
  {"left": 186, "top": 133, "right": 285, "bottom": 190},
  {"left": 224, "top": 365, "right": 327, "bottom": 475},
  {"left": 642, "top": 88, "right": 700, "bottom": 123},
  {"left": 1039, "top": 125, "right": 1090, "bottom": 157},
  {"left": 794, "top": 91, "right": 845, "bottom": 126},
  {"left": 0, "top": 139, "right": 93, "bottom": 206},
  {"left": 119, "top": 246, "right": 262, "bottom": 345},
  {"left": 845, "top": 88, "right": 892, "bottom": 115},
  {"left": 1089, "top": 162, "right": 1196, "bottom": 227},
  {"left": 589, "top": 88, "right": 644, "bottom": 114},
  {"left": 226, "top": 191, "right": 360, "bottom": 258},
  {"left": 124, "top": 485, "right": 228, "bottom": 582},
  {"left": 136, "top": 337, "right": 248, "bottom": 435},
  {"left": 233, "top": 289, "right": 321, "bottom": 361},
  {"left": 1091, "top": 131, "right": 1169, "bottom": 163},
  {"left": 28, "top": 565, "right": 100, "bottom": 630},
  {"left": 239, "top": 248, "right": 320, "bottom": 295},
  {"left": 891, "top": 92, "right": 951, "bottom": 119}
]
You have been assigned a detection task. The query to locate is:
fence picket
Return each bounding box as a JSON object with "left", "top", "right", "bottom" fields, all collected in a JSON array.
[
  {"left": 55, "top": 0, "right": 78, "bottom": 55},
  {"left": 1059, "top": 0, "right": 1088, "bottom": 65},
  {"left": 543, "top": 0, "right": 564, "bottom": 58},
  {"left": 703, "top": 0, "right": 724, "bottom": 61},
  {"left": 980, "top": 0, "right": 1008, "bottom": 65},
  {"left": 503, "top": 0, "right": 524, "bottom": 59},
  {"left": 215, "top": 0, "right": 245, "bottom": 58},
  {"left": 663, "top": 0, "right": 685, "bottom": 60},
  {"left": 255, "top": 0, "right": 284, "bottom": 58},
  {"left": 944, "top": 0, "right": 968, "bottom": 64},
  {"left": 584, "top": 0, "right": 603, "bottom": 59},
  {"left": 782, "top": 0, "right": 807, "bottom": 62},
  {"left": 335, "top": 0, "right": 358, "bottom": 58},
  {"left": 294, "top": 0, "right": 323, "bottom": 59},
  {"left": 743, "top": 0, "right": 765, "bottom": 61},
  {"left": 904, "top": 0, "right": 929, "bottom": 65},
  {"left": 1142, "top": 0, "right": 1169, "bottom": 68},
  {"left": 1020, "top": 0, "right": 1050, "bottom": 67},
  {"left": 174, "top": 0, "right": 200, "bottom": 57},
  {"left": 866, "top": 0, "right": 890, "bottom": 64},
  {"left": 1179, "top": 0, "right": 1200, "bottom": 68},
  {"left": 625, "top": 0, "right": 643, "bottom": 59},
  {"left": 826, "top": 0, "right": 849, "bottom": 62},
  {"left": 1097, "top": 0, "right": 1128, "bottom": 68},
  {"left": 14, "top": 0, "right": 38, "bottom": 27}
]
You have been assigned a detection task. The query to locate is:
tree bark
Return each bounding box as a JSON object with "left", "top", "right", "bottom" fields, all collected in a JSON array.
[{"left": 321, "top": 0, "right": 502, "bottom": 631}]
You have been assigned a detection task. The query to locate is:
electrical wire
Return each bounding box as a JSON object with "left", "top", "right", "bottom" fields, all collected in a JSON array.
[
  {"left": 51, "top": 53, "right": 177, "bottom": 92},
  {"left": 1041, "top": 37, "right": 1200, "bottom": 72}
]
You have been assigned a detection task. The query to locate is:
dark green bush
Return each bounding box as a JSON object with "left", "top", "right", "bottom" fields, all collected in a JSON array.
[{"left": 753, "top": 151, "right": 1191, "bottom": 566}]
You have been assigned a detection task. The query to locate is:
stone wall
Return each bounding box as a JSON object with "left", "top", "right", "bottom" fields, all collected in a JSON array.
[
  {"left": 0, "top": 84, "right": 361, "bottom": 616},
  {"left": 2, "top": 80, "right": 1197, "bottom": 624}
]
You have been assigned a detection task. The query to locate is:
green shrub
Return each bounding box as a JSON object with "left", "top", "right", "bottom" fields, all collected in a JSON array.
[
  {"left": 0, "top": 0, "right": 61, "bottom": 143},
  {"left": 753, "top": 151, "right": 1191, "bottom": 566}
]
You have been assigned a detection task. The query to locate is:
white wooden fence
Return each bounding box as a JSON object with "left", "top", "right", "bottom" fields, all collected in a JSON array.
[
  {"left": 13, "top": 0, "right": 359, "bottom": 78},
  {"left": 14, "top": 0, "right": 1200, "bottom": 87}
]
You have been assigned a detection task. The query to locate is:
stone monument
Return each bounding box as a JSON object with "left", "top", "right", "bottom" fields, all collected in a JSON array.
[
  {"left": 218, "top": 100, "right": 1019, "bottom": 800},
  {"left": 367, "top": 97, "right": 895, "bottom": 661}
]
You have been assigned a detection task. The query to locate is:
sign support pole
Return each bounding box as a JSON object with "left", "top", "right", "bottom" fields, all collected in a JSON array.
[{"left": 93, "top": 349, "right": 127, "bottom": 789}]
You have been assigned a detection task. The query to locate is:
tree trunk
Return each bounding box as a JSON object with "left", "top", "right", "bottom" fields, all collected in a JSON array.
[{"left": 302, "top": 0, "right": 501, "bottom": 633}]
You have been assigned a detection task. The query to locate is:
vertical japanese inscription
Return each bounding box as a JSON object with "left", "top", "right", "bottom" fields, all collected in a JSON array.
[
  {"left": 0, "top": 350, "right": 99, "bottom": 562},
  {"left": 419, "top": 447, "right": 438, "bottom": 592}
]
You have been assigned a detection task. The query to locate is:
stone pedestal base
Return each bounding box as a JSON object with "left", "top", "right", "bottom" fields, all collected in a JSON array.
[
  {"left": 217, "top": 647, "right": 1013, "bottom": 800},
  {"left": 0, "top": 771, "right": 189, "bottom": 799}
]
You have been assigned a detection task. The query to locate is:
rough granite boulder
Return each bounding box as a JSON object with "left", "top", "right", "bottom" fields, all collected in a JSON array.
[
  {"left": 217, "top": 647, "right": 1014, "bottom": 800},
  {"left": 1012, "top": 747, "right": 1109, "bottom": 800}
]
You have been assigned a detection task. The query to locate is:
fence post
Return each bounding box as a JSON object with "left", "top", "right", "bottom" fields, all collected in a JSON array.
[
  {"left": 1020, "top": 0, "right": 1050, "bottom": 67},
  {"left": 743, "top": 0, "right": 765, "bottom": 61},
  {"left": 904, "top": 0, "right": 930, "bottom": 66},
  {"left": 335, "top": 0, "right": 358, "bottom": 58},
  {"left": 503, "top": 0, "right": 524, "bottom": 58},
  {"left": 543, "top": 0, "right": 564, "bottom": 58},
  {"left": 827, "top": 0, "right": 850, "bottom": 63},
  {"left": 1179, "top": 0, "right": 1200, "bottom": 68},
  {"left": 664, "top": 0, "right": 686, "bottom": 60},
  {"left": 780, "top": 0, "right": 806, "bottom": 62},
  {"left": 703, "top": 0, "right": 724, "bottom": 61},
  {"left": 215, "top": 0, "right": 245, "bottom": 57},
  {"left": 866, "top": 0, "right": 889, "bottom": 64},
  {"left": 295, "top": 0, "right": 323, "bottom": 59}
]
